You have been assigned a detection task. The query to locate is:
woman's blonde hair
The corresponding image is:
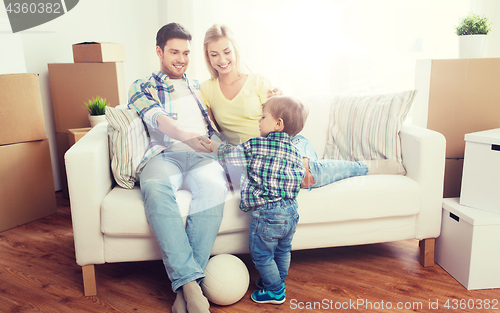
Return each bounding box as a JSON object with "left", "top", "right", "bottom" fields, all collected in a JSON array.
[{"left": 203, "top": 24, "right": 245, "bottom": 79}]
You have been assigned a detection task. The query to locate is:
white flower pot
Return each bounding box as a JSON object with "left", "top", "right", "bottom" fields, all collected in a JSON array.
[
  {"left": 88, "top": 114, "right": 107, "bottom": 127},
  {"left": 458, "top": 35, "right": 486, "bottom": 59}
]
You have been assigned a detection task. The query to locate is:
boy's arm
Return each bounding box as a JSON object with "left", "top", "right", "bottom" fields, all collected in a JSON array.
[{"left": 213, "top": 142, "right": 248, "bottom": 168}]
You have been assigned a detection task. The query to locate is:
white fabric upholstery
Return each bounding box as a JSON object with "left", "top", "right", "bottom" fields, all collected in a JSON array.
[
  {"left": 100, "top": 175, "right": 420, "bottom": 237},
  {"left": 65, "top": 96, "right": 446, "bottom": 270}
]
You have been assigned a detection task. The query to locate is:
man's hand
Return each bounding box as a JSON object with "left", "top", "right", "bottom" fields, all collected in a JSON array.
[
  {"left": 183, "top": 133, "right": 211, "bottom": 153},
  {"left": 268, "top": 86, "right": 283, "bottom": 98},
  {"left": 156, "top": 115, "right": 212, "bottom": 153}
]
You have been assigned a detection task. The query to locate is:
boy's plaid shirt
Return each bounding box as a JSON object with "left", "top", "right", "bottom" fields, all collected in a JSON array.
[
  {"left": 217, "top": 132, "right": 305, "bottom": 211},
  {"left": 128, "top": 71, "right": 221, "bottom": 174}
]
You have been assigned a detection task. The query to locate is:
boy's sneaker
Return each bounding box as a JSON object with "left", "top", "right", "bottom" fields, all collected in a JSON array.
[{"left": 251, "top": 283, "right": 285, "bottom": 304}]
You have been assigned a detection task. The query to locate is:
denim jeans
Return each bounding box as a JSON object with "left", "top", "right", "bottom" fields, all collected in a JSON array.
[
  {"left": 249, "top": 199, "right": 299, "bottom": 291},
  {"left": 140, "top": 151, "right": 228, "bottom": 292},
  {"left": 292, "top": 135, "right": 368, "bottom": 188}
]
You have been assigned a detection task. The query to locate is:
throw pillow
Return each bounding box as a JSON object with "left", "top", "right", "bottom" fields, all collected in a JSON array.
[
  {"left": 324, "top": 90, "right": 417, "bottom": 168},
  {"left": 106, "top": 106, "right": 149, "bottom": 189}
]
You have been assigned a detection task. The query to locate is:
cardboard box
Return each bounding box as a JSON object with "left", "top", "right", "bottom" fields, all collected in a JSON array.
[
  {"left": 56, "top": 132, "right": 70, "bottom": 198},
  {"left": 414, "top": 58, "right": 500, "bottom": 158},
  {"left": 460, "top": 128, "right": 500, "bottom": 213},
  {"left": 436, "top": 198, "right": 500, "bottom": 290},
  {"left": 72, "top": 42, "right": 126, "bottom": 63},
  {"left": 443, "top": 158, "right": 464, "bottom": 198},
  {"left": 0, "top": 73, "right": 46, "bottom": 146},
  {"left": 48, "top": 62, "right": 125, "bottom": 133},
  {"left": 0, "top": 139, "right": 57, "bottom": 232},
  {"left": 68, "top": 127, "right": 92, "bottom": 146}
]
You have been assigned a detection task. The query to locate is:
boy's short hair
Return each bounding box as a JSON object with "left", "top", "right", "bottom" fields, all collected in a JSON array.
[
  {"left": 156, "top": 23, "right": 192, "bottom": 51},
  {"left": 262, "top": 96, "right": 309, "bottom": 137}
]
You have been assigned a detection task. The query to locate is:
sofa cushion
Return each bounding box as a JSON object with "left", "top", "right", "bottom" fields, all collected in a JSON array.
[
  {"left": 106, "top": 106, "right": 149, "bottom": 189},
  {"left": 324, "top": 90, "right": 417, "bottom": 167},
  {"left": 296, "top": 97, "right": 333, "bottom": 159},
  {"left": 101, "top": 175, "right": 420, "bottom": 238},
  {"left": 297, "top": 175, "right": 421, "bottom": 224},
  {"left": 101, "top": 187, "right": 248, "bottom": 237}
]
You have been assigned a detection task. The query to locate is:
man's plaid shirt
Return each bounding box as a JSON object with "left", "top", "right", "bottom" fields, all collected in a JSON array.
[
  {"left": 128, "top": 71, "right": 221, "bottom": 174},
  {"left": 217, "top": 131, "right": 305, "bottom": 212}
]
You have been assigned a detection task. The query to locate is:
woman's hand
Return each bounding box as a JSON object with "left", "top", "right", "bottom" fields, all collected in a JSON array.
[{"left": 268, "top": 86, "right": 283, "bottom": 98}]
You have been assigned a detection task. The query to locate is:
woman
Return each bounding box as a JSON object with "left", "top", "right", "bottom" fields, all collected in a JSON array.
[{"left": 200, "top": 24, "right": 401, "bottom": 189}]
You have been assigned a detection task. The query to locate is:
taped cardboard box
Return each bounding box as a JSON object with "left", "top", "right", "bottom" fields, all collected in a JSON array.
[
  {"left": 0, "top": 73, "right": 46, "bottom": 146},
  {"left": 415, "top": 58, "right": 500, "bottom": 159},
  {"left": 56, "top": 132, "right": 70, "bottom": 198},
  {"left": 48, "top": 62, "right": 125, "bottom": 133},
  {"left": 443, "top": 158, "right": 464, "bottom": 198},
  {"left": 72, "top": 42, "right": 126, "bottom": 63},
  {"left": 68, "top": 127, "right": 92, "bottom": 146},
  {"left": 0, "top": 139, "right": 57, "bottom": 232}
]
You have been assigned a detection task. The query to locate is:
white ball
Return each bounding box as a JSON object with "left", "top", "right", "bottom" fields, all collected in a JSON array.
[{"left": 201, "top": 254, "right": 250, "bottom": 306}]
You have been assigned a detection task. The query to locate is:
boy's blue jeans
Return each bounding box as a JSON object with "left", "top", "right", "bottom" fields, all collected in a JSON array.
[
  {"left": 249, "top": 199, "right": 299, "bottom": 291},
  {"left": 140, "top": 151, "right": 228, "bottom": 293},
  {"left": 292, "top": 135, "right": 368, "bottom": 188}
]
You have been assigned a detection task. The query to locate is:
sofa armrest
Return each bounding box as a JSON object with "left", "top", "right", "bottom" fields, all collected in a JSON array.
[
  {"left": 65, "top": 122, "right": 113, "bottom": 266},
  {"left": 400, "top": 124, "right": 446, "bottom": 239}
]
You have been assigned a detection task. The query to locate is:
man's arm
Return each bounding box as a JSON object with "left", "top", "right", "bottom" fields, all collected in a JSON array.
[
  {"left": 157, "top": 114, "right": 211, "bottom": 153},
  {"left": 129, "top": 79, "right": 210, "bottom": 153}
]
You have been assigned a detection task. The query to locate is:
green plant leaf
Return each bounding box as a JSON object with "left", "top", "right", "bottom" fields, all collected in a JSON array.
[
  {"left": 455, "top": 13, "right": 491, "bottom": 36},
  {"left": 84, "top": 96, "right": 108, "bottom": 115}
]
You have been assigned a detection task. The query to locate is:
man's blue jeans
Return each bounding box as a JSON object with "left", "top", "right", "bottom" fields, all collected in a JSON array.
[
  {"left": 292, "top": 135, "right": 368, "bottom": 188},
  {"left": 140, "top": 151, "right": 228, "bottom": 293},
  {"left": 249, "top": 199, "right": 299, "bottom": 291}
]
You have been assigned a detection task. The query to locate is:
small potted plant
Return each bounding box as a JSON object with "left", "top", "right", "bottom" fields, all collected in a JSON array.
[
  {"left": 455, "top": 13, "right": 492, "bottom": 58},
  {"left": 84, "top": 96, "right": 108, "bottom": 127}
]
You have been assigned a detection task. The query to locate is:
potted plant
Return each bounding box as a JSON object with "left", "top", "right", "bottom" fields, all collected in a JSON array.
[
  {"left": 455, "top": 13, "right": 492, "bottom": 58},
  {"left": 84, "top": 96, "right": 108, "bottom": 127}
]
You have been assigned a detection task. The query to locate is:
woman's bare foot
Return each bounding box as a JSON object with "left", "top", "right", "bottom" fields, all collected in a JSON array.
[
  {"left": 172, "top": 290, "right": 187, "bottom": 313},
  {"left": 301, "top": 158, "right": 316, "bottom": 188},
  {"left": 182, "top": 281, "right": 210, "bottom": 313}
]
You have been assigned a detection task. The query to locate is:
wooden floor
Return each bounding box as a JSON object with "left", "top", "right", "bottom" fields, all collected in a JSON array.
[{"left": 1, "top": 193, "right": 499, "bottom": 313}]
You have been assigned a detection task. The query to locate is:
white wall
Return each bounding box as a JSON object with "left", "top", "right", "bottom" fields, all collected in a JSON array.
[{"left": 472, "top": 0, "right": 500, "bottom": 57}]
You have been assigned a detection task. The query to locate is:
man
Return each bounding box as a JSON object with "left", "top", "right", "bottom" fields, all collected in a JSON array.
[{"left": 128, "top": 23, "right": 228, "bottom": 313}]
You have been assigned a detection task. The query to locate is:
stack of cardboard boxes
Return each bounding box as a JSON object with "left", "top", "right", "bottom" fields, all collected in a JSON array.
[
  {"left": 416, "top": 59, "right": 500, "bottom": 290},
  {"left": 414, "top": 58, "right": 500, "bottom": 198},
  {"left": 48, "top": 42, "right": 126, "bottom": 196},
  {"left": 0, "top": 74, "right": 57, "bottom": 232},
  {"left": 436, "top": 128, "right": 500, "bottom": 290}
]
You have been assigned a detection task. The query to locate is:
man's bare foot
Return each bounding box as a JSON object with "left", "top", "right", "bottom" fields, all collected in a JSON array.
[
  {"left": 182, "top": 281, "right": 210, "bottom": 313},
  {"left": 172, "top": 290, "right": 187, "bottom": 313},
  {"left": 301, "top": 158, "right": 316, "bottom": 188}
]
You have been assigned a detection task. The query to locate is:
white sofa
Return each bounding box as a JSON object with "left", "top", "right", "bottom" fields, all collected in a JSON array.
[{"left": 65, "top": 95, "right": 446, "bottom": 296}]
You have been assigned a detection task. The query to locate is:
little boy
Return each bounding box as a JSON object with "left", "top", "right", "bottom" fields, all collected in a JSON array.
[{"left": 211, "top": 96, "right": 308, "bottom": 305}]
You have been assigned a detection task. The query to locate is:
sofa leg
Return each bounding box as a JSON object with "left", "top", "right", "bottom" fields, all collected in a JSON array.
[
  {"left": 82, "top": 264, "right": 97, "bottom": 296},
  {"left": 419, "top": 238, "right": 435, "bottom": 267}
]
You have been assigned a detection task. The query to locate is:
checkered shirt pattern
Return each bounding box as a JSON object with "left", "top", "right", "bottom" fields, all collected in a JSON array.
[{"left": 217, "top": 132, "right": 305, "bottom": 211}]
